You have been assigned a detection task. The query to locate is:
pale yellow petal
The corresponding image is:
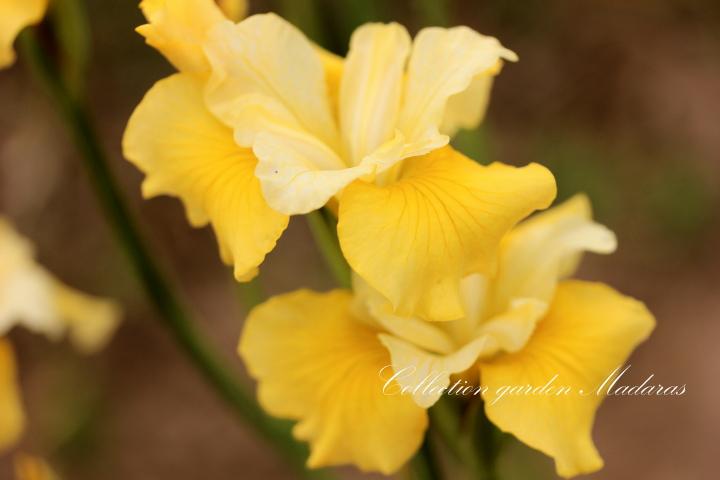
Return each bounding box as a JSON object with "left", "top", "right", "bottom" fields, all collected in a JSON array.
[
  {"left": 399, "top": 26, "right": 516, "bottom": 143},
  {"left": 0, "top": 0, "right": 48, "bottom": 69},
  {"left": 440, "top": 60, "right": 503, "bottom": 136},
  {"left": 481, "top": 281, "right": 655, "bottom": 478},
  {"left": 251, "top": 129, "right": 367, "bottom": 215},
  {"left": 353, "top": 275, "right": 455, "bottom": 355},
  {"left": 317, "top": 47, "right": 344, "bottom": 120},
  {"left": 122, "top": 73, "right": 289, "bottom": 280},
  {"left": 474, "top": 298, "right": 547, "bottom": 354},
  {"left": 137, "top": 0, "right": 225, "bottom": 74},
  {"left": 203, "top": 14, "right": 350, "bottom": 214},
  {"left": 0, "top": 339, "right": 24, "bottom": 453},
  {"left": 239, "top": 290, "right": 428, "bottom": 474},
  {"left": 379, "top": 333, "right": 491, "bottom": 408},
  {"left": 0, "top": 219, "right": 63, "bottom": 340},
  {"left": 204, "top": 14, "right": 339, "bottom": 148},
  {"left": 14, "top": 454, "right": 59, "bottom": 480},
  {"left": 338, "top": 146, "right": 556, "bottom": 321},
  {"left": 339, "top": 23, "right": 410, "bottom": 164},
  {"left": 0, "top": 219, "right": 120, "bottom": 350},
  {"left": 490, "top": 194, "right": 617, "bottom": 316},
  {"left": 51, "top": 282, "right": 121, "bottom": 354}
]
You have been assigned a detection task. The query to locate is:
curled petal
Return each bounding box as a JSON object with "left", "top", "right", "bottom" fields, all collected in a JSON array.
[
  {"left": 440, "top": 60, "right": 503, "bottom": 136},
  {"left": 481, "top": 281, "right": 655, "bottom": 478},
  {"left": 137, "top": 0, "right": 226, "bottom": 74},
  {"left": 338, "top": 146, "right": 556, "bottom": 321},
  {"left": 239, "top": 290, "right": 427, "bottom": 474},
  {"left": 491, "top": 194, "right": 617, "bottom": 315},
  {"left": 399, "top": 26, "right": 517, "bottom": 144},
  {"left": 123, "top": 73, "right": 289, "bottom": 280}
]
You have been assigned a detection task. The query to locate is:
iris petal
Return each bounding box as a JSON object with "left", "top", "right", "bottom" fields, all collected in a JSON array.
[
  {"left": 481, "top": 281, "right": 655, "bottom": 478},
  {"left": 239, "top": 289, "right": 428, "bottom": 474},
  {"left": 123, "top": 73, "right": 288, "bottom": 280},
  {"left": 338, "top": 146, "right": 556, "bottom": 321}
]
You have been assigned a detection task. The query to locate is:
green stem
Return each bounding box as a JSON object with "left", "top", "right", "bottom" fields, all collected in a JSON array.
[
  {"left": 429, "top": 396, "right": 485, "bottom": 478},
  {"left": 475, "top": 405, "right": 501, "bottom": 480},
  {"left": 305, "top": 210, "right": 351, "bottom": 288},
  {"left": 18, "top": 29, "right": 331, "bottom": 480},
  {"left": 410, "top": 436, "right": 443, "bottom": 480}
]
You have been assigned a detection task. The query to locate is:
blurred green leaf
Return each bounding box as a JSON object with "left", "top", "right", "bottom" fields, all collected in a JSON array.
[{"left": 50, "top": 0, "right": 91, "bottom": 98}]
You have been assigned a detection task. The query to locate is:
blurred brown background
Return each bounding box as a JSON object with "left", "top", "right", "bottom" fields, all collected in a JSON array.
[{"left": 0, "top": 0, "right": 718, "bottom": 479}]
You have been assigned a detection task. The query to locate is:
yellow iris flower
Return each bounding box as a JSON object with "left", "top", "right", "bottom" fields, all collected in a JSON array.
[
  {"left": 0, "top": 217, "right": 121, "bottom": 453},
  {"left": 0, "top": 0, "right": 49, "bottom": 69},
  {"left": 239, "top": 195, "right": 655, "bottom": 476},
  {"left": 124, "top": 1, "right": 556, "bottom": 320}
]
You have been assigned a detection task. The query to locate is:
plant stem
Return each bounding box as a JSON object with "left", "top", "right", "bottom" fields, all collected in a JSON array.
[
  {"left": 475, "top": 406, "right": 502, "bottom": 480},
  {"left": 430, "top": 396, "right": 485, "bottom": 478},
  {"left": 410, "top": 436, "right": 443, "bottom": 480},
  {"left": 305, "top": 210, "right": 351, "bottom": 288},
  {"left": 18, "top": 28, "right": 331, "bottom": 480}
]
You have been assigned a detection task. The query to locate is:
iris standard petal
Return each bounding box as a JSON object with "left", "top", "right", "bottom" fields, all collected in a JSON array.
[
  {"left": 399, "top": 26, "right": 517, "bottom": 144},
  {"left": 440, "top": 60, "right": 503, "bottom": 136},
  {"left": 203, "top": 14, "right": 339, "bottom": 148},
  {"left": 339, "top": 23, "right": 410, "bottom": 164},
  {"left": 123, "top": 73, "right": 289, "bottom": 281},
  {"left": 239, "top": 289, "right": 428, "bottom": 474},
  {"left": 338, "top": 146, "right": 556, "bottom": 321},
  {"left": 481, "top": 280, "right": 655, "bottom": 478},
  {"left": 0, "top": 0, "right": 48, "bottom": 69},
  {"left": 490, "top": 193, "right": 617, "bottom": 315},
  {"left": 203, "top": 14, "right": 359, "bottom": 214}
]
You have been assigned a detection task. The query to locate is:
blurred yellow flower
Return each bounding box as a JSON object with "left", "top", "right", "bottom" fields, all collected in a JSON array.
[
  {"left": 14, "top": 454, "right": 60, "bottom": 480},
  {"left": 239, "top": 195, "right": 655, "bottom": 476},
  {"left": 0, "top": 339, "right": 23, "bottom": 452},
  {"left": 0, "top": 0, "right": 49, "bottom": 69},
  {"left": 125, "top": 6, "right": 556, "bottom": 318},
  {"left": 0, "top": 217, "right": 121, "bottom": 452}
]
